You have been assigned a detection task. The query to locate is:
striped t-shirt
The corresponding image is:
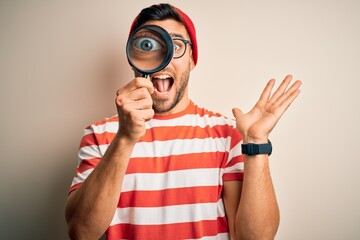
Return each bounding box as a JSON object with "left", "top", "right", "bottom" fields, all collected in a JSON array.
[{"left": 69, "top": 101, "right": 244, "bottom": 239}]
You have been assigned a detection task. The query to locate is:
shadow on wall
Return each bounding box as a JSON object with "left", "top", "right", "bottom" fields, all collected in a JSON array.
[
  {"left": 51, "top": 41, "right": 132, "bottom": 239},
  {"left": 0, "top": 39, "right": 131, "bottom": 240}
]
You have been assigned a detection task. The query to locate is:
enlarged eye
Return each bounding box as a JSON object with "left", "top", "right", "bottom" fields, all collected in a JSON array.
[{"left": 133, "top": 37, "right": 161, "bottom": 52}]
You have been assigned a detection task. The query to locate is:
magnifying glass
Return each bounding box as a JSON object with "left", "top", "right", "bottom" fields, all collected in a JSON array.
[{"left": 126, "top": 25, "right": 174, "bottom": 78}]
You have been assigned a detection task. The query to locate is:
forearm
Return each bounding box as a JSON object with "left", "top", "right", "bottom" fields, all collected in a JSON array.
[
  {"left": 231, "top": 76, "right": 301, "bottom": 239},
  {"left": 65, "top": 135, "right": 135, "bottom": 239},
  {"left": 235, "top": 155, "right": 280, "bottom": 240}
]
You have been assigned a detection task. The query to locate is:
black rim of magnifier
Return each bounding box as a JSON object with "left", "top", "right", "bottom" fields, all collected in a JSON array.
[{"left": 126, "top": 24, "right": 174, "bottom": 77}]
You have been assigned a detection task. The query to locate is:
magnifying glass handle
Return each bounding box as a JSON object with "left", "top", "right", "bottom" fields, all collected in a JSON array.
[{"left": 142, "top": 74, "right": 148, "bottom": 78}]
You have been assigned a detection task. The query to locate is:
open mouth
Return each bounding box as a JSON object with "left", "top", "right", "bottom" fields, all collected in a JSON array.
[{"left": 151, "top": 74, "right": 174, "bottom": 95}]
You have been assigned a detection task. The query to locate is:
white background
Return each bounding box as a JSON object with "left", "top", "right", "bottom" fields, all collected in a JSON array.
[{"left": 0, "top": 0, "right": 359, "bottom": 239}]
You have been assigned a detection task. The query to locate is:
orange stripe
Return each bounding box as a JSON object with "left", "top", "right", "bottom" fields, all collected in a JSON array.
[
  {"left": 118, "top": 186, "right": 221, "bottom": 208},
  {"left": 79, "top": 124, "right": 238, "bottom": 148},
  {"left": 79, "top": 132, "right": 114, "bottom": 148},
  {"left": 76, "top": 152, "right": 243, "bottom": 176},
  {"left": 141, "top": 124, "right": 235, "bottom": 142},
  {"left": 223, "top": 172, "right": 244, "bottom": 181},
  {"left": 69, "top": 182, "right": 82, "bottom": 194},
  {"left": 226, "top": 155, "right": 243, "bottom": 168},
  {"left": 87, "top": 104, "right": 224, "bottom": 128},
  {"left": 76, "top": 152, "right": 228, "bottom": 174},
  {"left": 197, "top": 107, "right": 223, "bottom": 118},
  {"left": 86, "top": 103, "right": 232, "bottom": 128},
  {"left": 229, "top": 129, "right": 242, "bottom": 149},
  {"left": 79, "top": 132, "right": 97, "bottom": 148},
  {"left": 107, "top": 217, "right": 229, "bottom": 240},
  {"left": 126, "top": 152, "right": 227, "bottom": 174},
  {"left": 76, "top": 157, "right": 101, "bottom": 173}
]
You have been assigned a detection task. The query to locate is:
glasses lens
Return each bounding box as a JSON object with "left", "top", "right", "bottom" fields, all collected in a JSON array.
[{"left": 173, "top": 39, "right": 186, "bottom": 58}]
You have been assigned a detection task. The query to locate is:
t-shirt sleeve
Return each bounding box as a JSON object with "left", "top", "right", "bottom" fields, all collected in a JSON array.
[
  {"left": 222, "top": 122, "right": 244, "bottom": 182},
  {"left": 68, "top": 126, "right": 102, "bottom": 194}
]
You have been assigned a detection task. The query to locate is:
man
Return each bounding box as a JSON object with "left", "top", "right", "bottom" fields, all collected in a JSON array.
[{"left": 65, "top": 3, "right": 302, "bottom": 240}]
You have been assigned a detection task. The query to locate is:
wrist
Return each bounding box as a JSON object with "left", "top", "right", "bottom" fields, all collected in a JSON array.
[
  {"left": 114, "top": 132, "right": 138, "bottom": 148},
  {"left": 116, "top": 128, "right": 144, "bottom": 145},
  {"left": 243, "top": 136, "right": 269, "bottom": 144}
]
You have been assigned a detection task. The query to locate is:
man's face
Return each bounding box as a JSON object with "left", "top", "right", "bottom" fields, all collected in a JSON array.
[{"left": 136, "top": 19, "right": 195, "bottom": 115}]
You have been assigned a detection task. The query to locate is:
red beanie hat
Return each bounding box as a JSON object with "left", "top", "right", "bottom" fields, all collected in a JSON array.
[{"left": 129, "top": 5, "right": 198, "bottom": 65}]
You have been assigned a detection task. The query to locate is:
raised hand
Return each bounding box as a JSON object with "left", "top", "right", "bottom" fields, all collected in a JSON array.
[
  {"left": 115, "top": 77, "right": 155, "bottom": 143},
  {"left": 232, "top": 75, "right": 302, "bottom": 144}
]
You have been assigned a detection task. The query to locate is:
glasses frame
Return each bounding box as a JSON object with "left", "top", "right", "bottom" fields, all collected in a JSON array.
[{"left": 172, "top": 38, "right": 192, "bottom": 59}]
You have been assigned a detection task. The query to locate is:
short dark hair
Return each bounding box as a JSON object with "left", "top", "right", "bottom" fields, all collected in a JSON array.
[
  {"left": 132, "top": 3, "right": 184, "bottom": 30},
  {"left": 129, "top": 3, "right": 199, "bottom": 65}
]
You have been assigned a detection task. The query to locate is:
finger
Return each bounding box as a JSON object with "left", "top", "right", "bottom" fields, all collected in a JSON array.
[
  {"left": 232, "top": 108, "right": 244, "bottom": 119},
  {"left": 286, "top": 80, "right": 302, "bottom": 94},
  {"left": 116, "top": 87, "right": 152, "bottom": 107},
  {"left": 134, "top": 77, "right": 154, "bottom": 94},
  {"left": 271, "top": 89, "right": 301, "bottom": 118},
  {"left": 124, "top": 98, "right": 153, "bottom": 111},
  {"left": 117, "top": 77, "right": 154, "bottom": 96},
  {"left": 258, "top": 79, "right": 276, "bottom": 103},
  {"left": 268, "top": 75, "right": 293, "bottom": 103},
  {"left": 130, "top": 87, "right": 153, "bottom": 101},
  {"left": 273, "top": 80, "right": 302, "bottom": 107},
  {"left": 141, "top": 108, "right": 155, "bottom": 121},
  {"left": 279, "top": 88, "right": 301, "bottom": 111},
  {"left": 121, "top": 103, "right": 154, "bottom": 120},
  {"left": 256, "top": 79, "right": 275, "bottom": 108}
]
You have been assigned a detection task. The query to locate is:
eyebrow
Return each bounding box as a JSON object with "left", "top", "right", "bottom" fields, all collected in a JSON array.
[{"left": 169, "top": 33, "right": 184, "bottom": 38}]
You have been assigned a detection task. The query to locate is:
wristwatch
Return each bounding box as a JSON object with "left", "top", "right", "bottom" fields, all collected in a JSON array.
[{"left": 241, "top": 140, "right": 272, "bottom": 156}]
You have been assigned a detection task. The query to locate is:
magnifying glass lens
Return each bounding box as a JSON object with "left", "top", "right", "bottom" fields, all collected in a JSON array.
[
  {"left": 128, "top": 29, "right": 167, "bottom": 71},
  {"left": 126, "top": 25, "right": 174, "bottom": 77}
]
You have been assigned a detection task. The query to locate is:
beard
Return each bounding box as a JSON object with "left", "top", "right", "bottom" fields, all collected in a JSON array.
[{"left": 152, "top": 67, "right": 190, "bottom": 114}]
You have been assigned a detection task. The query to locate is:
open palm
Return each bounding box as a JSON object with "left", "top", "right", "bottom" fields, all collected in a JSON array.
[{"left": 232, "top": 75, "right": 302, "bottom": 143}]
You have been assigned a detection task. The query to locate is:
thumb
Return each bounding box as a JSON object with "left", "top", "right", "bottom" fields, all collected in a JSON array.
[{"left": 232, "top": 108, "right": 243, "bottom": 119}]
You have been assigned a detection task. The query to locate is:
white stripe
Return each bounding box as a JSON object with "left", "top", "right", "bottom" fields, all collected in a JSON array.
[
  {"left": 96, "top": 137, "right": 232, "bottom": 159},
  {"left": 131, "top": 137, "right": 231, "bottom": 158},
  {"left": 91, "top": 121, "right": 118, "bottom": 134},
  {"left": 121, "top": 168, "right": 221, "bottom": 192},
  {"left": 189, "top": 233, "right": 230, "bottom": 240},
  {"left": 70, "top": 164, "right": 238, "bottom": 191},
  {"left": 227, "top": 140, "right": 242, "bottom": 164},
  {"left": 76, "top": 137, "right": 232, "bottom": 185},
  {"left": 147, "top": 114, "right": 235, "bottom": 129},
  {"left": 110, "top": 199, "right": 225, "bottom": 226},
  {"left": 88, "top": 114, "right": 235, "bottom": 135},
  {"left": 78, "top": 145, "right": 102, "bottom": 160},
  {"left": 224, "top": 162, "right": 244, "bottom": 174},
  {"left": 83, "top": 128, "right": 94, "bottom": 136},
  {"left": 71, "top": 168, "right": 93, "bottom": 186}
]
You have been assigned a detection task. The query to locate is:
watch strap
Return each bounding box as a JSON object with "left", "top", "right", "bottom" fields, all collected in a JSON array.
[{"left": 241, "top": 140, "right": 272, "bottom": 156}]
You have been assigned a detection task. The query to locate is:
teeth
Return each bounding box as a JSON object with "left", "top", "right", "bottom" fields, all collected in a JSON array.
[{"left": 152, "top": 74, "right": 171, "bottom": 79}]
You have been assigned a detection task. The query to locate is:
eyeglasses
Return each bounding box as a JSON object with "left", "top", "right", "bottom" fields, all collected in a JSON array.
[
  {"left": 130, "top": 35, "right": 192, "bottom": 60},
  {"left": 172, "top": 38, "right": 192, "bottom": 59}
]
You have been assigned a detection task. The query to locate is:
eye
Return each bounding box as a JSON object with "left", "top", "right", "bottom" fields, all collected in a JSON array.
[
  {"left": 174, "top": 44, "right": 181, "bottom": 52},
  {"left": 132, "top": 37, "right": 161, "bottom": 52},
  {"left": 173, "top": 39, "right": 185, "bottom": 53}
]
